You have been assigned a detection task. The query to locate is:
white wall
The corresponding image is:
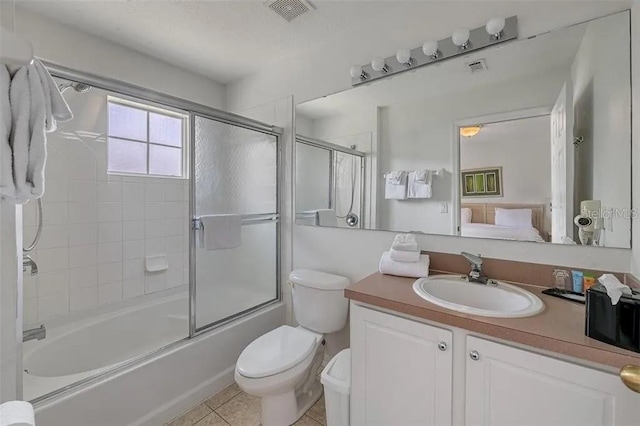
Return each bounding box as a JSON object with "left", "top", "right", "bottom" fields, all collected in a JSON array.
[
  {"left": 14, "top": 7, "right": 225, "bottom": 109},
  {"left": 571, "top": 12, "right": 632, "bottom": 249},
  {"left": 631, "top": 3, "right": 640, "bottom": 274},
  {"left": 226, "top": 3, "right": 636, "bottom": 297}
]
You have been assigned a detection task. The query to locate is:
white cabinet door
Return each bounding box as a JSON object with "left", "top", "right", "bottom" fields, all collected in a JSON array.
[
  {"left": 465, "top": 336, "right": 638, "bottom": 426},
  {"left": 351, "top": 303, "right": 453, "bottom": 426}
]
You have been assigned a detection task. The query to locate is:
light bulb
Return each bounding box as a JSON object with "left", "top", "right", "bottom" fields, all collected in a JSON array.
[
  {"left": 452, "top": 28, "right": 470, "bottom": 48},
  {"left": 396, "top": 49, "right": 413, "bottom": 66},
  {"left": 486, "top": 17, "right": 506, "bottom": 39},
  {"left": 350, "top": 65, "right": 367, "bottom": 80},
  {"left": 371, "top": 57, "right": 388, "bottom": 73},
  {"left": 422, "top": 40, "right": 439, "bottom": 58}
]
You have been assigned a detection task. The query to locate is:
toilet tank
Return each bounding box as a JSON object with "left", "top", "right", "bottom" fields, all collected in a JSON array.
[{"left": 289, "top": 269, "right": 350, "bottom": 334}]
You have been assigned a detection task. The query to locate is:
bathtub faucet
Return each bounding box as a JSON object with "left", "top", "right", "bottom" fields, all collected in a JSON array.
[{"left": 23, "top": 325, "right": 46, "bottom": 342}]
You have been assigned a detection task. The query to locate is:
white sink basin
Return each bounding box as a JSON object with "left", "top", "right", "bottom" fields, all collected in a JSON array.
[{"left": 413, "top": 275, "right": 544, "bottom": 318}]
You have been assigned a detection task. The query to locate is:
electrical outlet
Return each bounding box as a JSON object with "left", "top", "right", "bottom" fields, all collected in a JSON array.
[{"left": 440, "top": 202, "right": 448, "bottom": 213}]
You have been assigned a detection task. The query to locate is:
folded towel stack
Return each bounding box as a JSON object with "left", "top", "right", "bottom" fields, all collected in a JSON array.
[{"left": 379, "top": 233, "right": 429, "bottom": 278}]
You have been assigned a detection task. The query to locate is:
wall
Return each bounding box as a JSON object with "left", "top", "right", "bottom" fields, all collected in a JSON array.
[
  {"left": 226, "top": 3, "right": 636, "bottom": 309},
  {"left": 571, "top": 12, "right": 632, "bottom": 249},
  {"left": 633, "top": 4, "right": 640, "bottom": 275}
]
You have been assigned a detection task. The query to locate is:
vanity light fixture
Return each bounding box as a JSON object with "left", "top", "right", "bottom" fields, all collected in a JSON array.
[
  {"left": 452, "top": 28, "right": 471, "bottom": 49},
  {"left": 350, "top": 65, "right": 368, "bottom": 81},
  {"left": 371, "top": 57, "right": 390, "bottom": 73},
  {"left": 460, "top": 126, "right": 482, "bottom": 138},
  {"left": 350, "top": 16, "right": 517, "bottom": 86},
  {"left": 486, "top": 17, "right": 506, "bottom": 39},
  {"left": 396, "top": 49, "right": 414, "bottom": 67},
  {"left": 422, "top": 40, "right": 439, "bottom": 59}
]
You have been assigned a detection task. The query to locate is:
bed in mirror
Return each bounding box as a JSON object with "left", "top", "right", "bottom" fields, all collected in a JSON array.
[{"left": 295, "top": 10, "right": 632, "bottom": 249}]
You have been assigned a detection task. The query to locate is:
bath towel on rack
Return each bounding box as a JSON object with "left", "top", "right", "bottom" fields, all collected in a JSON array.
[
  {"left": 385, "top": 170, "right": 407, "bottom": 200},
  {"left": 407, "top": 170, "right": 433, "bottom": 199}
]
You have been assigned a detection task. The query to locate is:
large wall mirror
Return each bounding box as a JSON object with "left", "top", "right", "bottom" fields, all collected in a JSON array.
[{"left": 295, "top": 11, "right": 632, "bottom": 249}]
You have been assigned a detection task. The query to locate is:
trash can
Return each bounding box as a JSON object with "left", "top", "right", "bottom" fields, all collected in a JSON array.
[{"left": 321, "top": 348, "right": 351, "bottom": 426}]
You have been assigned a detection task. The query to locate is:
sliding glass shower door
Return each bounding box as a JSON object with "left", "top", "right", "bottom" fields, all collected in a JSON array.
[{"left": 190, "top": 115, "right": 280, "bottom": 333}]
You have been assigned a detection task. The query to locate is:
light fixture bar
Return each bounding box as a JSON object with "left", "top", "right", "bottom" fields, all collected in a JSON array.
[{"left": 351, "top": 16, "right": 517, "bottom": 87}]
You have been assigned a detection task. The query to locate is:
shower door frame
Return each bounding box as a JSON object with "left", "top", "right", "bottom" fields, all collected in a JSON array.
[
  {"left": 188, "top": 113, "right": 283, "bottom": 336},
  {"left": 14, "top": 61, "right": 284, "bottom": 403}
]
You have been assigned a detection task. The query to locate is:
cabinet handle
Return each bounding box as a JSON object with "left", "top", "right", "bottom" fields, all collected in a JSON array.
[
  {"left": 620, "top": 365, "right": 640, "bottom": 393},
  {"left": 469, "top": 350, "right": 480, "bottom": 361},
  {"left": 438, "top": 341, "right": 447, "bottom": 351}
]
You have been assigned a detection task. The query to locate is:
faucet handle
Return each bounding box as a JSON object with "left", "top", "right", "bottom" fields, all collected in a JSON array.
[{"left": 461, "top": 252, "right": 482, "bottom": 268}]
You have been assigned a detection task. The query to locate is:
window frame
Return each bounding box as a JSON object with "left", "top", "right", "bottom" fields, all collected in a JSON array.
[{"left": 106, "top": 95, "right": 189, "bottom": 179}]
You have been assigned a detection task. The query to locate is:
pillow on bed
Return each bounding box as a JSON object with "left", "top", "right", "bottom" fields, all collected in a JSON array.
[
  {"left": 494, "top": 208, "right": 533, "bottom": 228},
  {"left": 461, "top": 208, "right": 472, "bottom": 224}
]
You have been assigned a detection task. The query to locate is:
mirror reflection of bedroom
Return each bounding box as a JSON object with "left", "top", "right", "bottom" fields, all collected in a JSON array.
[{"left": 295, "top": 10, "right": 631, "bottom": 249}]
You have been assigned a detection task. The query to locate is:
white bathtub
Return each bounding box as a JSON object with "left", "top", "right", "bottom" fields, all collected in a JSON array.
[
  {"left": 27, "top": 294, "right": 285, "bottom": 426},
  {"left": 24, "top": 294, "right": 188, "bottom": 401}
]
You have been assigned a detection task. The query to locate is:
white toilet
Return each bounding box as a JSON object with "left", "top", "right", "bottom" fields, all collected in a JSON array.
[{"left": 235, "top": 269, "right": 350, "bottom": 426}]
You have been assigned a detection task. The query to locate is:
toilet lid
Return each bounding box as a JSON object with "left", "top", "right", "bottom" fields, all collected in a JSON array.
[{"left": 236, "top": 326, "right": 318, "bottom": 379}]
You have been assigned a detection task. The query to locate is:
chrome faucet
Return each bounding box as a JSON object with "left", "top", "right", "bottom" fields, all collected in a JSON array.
[
  {"left": 23, "top": 255, "right": 38, "bottom": 276},
  {"left": 23, "top": 325, "right": 46, "bottom": 342},
  {"left": 461, "top": 252, "right": 488, "bottom": 284}
]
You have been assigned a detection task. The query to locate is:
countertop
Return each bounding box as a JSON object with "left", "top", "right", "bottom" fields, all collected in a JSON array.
[{"left": 345, "top": 272, "right": 640, "bottom": 370}]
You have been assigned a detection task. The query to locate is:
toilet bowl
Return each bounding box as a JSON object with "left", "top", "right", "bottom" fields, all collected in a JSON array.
[{"left": 235, "top": 269, "right": 350, "bottom": 426}]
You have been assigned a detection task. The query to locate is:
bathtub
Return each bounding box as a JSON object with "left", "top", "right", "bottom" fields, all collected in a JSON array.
[
  {"left": 24, "top": 294, "right": 188, "bottom": 402},
  {"left": 28, "top": 295, "right": 285, "bottom": 426}
]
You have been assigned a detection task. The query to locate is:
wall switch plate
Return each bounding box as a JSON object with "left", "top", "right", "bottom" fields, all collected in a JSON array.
[{"left": 440, "top": 202, "right": 448, "bottom": 213}]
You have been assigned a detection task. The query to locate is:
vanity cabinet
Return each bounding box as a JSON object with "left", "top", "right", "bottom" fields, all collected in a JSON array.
[
  {"left": 350, "top": 303, "right": 638, "bottom": 426},
  {"left": 465, "top": 336, "right": 637, "bottom": 426},
  {"left": 350, "top": 303, "right": 453, "bottom": 426}
]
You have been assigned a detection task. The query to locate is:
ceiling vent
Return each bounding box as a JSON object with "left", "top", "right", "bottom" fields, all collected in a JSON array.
[
  {"left": 466, "top": 58, "right": 488, "bottom": 73},
  {"left": 265, "top": 0, "right": 313, "bottom": 22}
]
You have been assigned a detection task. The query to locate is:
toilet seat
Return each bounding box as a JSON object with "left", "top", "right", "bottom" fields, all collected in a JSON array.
[{"left": 236, "top": 326, "right": 320, "bottom": 379}]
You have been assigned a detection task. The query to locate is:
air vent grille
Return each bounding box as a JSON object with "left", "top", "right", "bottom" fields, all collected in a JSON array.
[
  {"left": 265, "top": 0, "right": 313, "bottom": 22},
  {"left": 466, "top": 58, "right": 488, "bottom": 73}
]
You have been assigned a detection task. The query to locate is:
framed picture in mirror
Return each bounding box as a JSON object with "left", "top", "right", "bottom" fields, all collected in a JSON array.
[{"left": 461, "top": 167, "right": 503, "bottom": 197}]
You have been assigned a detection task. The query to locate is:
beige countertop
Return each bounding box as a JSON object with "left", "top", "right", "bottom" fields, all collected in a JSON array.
[{"left": 345, "top": 272, "right": 640, "bottom": 370}]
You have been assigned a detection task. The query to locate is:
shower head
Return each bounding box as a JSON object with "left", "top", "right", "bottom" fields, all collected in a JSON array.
[{"left": 58, "top": 82, "right": 92, "bottom": 94}]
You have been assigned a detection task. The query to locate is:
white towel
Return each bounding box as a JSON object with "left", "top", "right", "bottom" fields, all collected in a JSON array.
[
  {"left": 597, "top": 274, "right": 632, "bottom": 305},
  {"left": 0, "top": 65, "right": 15, "bottom": 198},
  {"left": 391, "top": 233, "right": 419, "bottom": 252},
  {"left": 385, "top": 171, "right": 407, "bottom": 200},
  {"left": 0, "top": 400, "right": 35, "bottom": 426},
  {"left": 379, "top": 251, "right": 429, "bottom": 278},
  {"left": 389, "top": 248, "right": 421, "bottom": 263},
  {"left": 33, "top": 59, "right": 72, "bottom": 131},
  {"left": 407, "top": 170, "right": 432, "bottom": 199},
  {"left": 199, "top": 214, "right": 242, "bottom": 250},
  {"left": 316, "top": 209, "right": 337, "bottom": 227}
]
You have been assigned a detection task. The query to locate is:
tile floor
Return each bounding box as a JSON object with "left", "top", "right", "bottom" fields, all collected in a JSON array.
[{"left": 165, "top": 382, "right": 327, "bottom": 426}]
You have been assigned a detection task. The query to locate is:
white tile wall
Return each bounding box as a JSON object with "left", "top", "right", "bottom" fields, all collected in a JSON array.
[{"left": 23, "top": 117, "right": 190, "bottom": 325}]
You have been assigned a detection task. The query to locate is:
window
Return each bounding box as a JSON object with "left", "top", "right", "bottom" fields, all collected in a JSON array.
[{"left": 107, "top": 97, "right": 188, "bottom": 178}]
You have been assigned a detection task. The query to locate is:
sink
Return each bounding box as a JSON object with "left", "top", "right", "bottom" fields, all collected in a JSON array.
[{"left": 413, "top": 275, "right": 544, "bottom": 318}]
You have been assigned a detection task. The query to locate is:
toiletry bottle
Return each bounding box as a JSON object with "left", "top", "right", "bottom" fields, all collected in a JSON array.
[
  {"left": 552, "top": 269, "right": 570, "bottom": 292},
  {"left": 571, "top": 270, "right": 584, "bottom": 293},
  {"left": 583, "top": 273, "right": 596, "bottom": 292}
]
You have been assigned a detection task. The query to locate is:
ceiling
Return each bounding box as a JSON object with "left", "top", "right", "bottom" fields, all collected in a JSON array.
[
  {"left": 15, "top": 1, "right": 631, "bottom": 85},
  {"left": 296, "top": 21, "right": 586, "bottom": 120}
]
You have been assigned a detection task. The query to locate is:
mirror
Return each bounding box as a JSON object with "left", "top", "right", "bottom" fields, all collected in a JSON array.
[{"left": 295, "top": 11, "right": 631, "bottom": 249}]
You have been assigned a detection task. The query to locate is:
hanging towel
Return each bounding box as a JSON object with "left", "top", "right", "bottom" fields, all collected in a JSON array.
[
  {"left": 199, "top": 214, "right": 242, "bottom": 250},
  {"left": 379, "top": 251, "right": 430, "bottom": 278},
  {"left": 316, "top": 209, "right": 338, "bottom": 227},
  {"left": 32, "top": 59, "right": 72, "bottom": 131},
  {"left": 385, "top": 171, "right": 407, "bottom": 200},
  {"left": 0, "top": 65, "right": 14, "bottom": 198},
  {"left": 407, "top": 170, "right": 432, "bottom": 199}
]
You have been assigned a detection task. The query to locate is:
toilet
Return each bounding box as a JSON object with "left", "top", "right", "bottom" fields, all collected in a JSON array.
[{"left": 235, "top": 269, "right": 350, "bottom": 426}]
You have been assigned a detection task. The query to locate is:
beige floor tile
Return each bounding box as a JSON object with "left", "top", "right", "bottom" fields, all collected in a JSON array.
[
  {"left": 167, "top": 403, "right": 212, "bottom": 426},
  {"left": 306, "top": 396, "right": 327, "bottom": 426},
  {"left": 215, "top": 391, "right": 261, "bottom": 426},
  {"left": 205, "top": 383, "right": 242, "bottom": 410},
  {"left": 195, "top": 411, "right": 230, "bottom": 426},
  {"left": 293, "top": 415, "right": 322, "bottom": 426}
]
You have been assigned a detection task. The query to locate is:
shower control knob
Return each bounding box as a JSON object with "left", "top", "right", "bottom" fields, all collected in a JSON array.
[
  {"left": 470, "top": 350, "right": 480, "bottom": 361},
  {"left": 438, "top": 341, "right": 447, "bottom": 351},
  {"left": 346, "top": 213, "right": 359, "bottom": 227}
]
